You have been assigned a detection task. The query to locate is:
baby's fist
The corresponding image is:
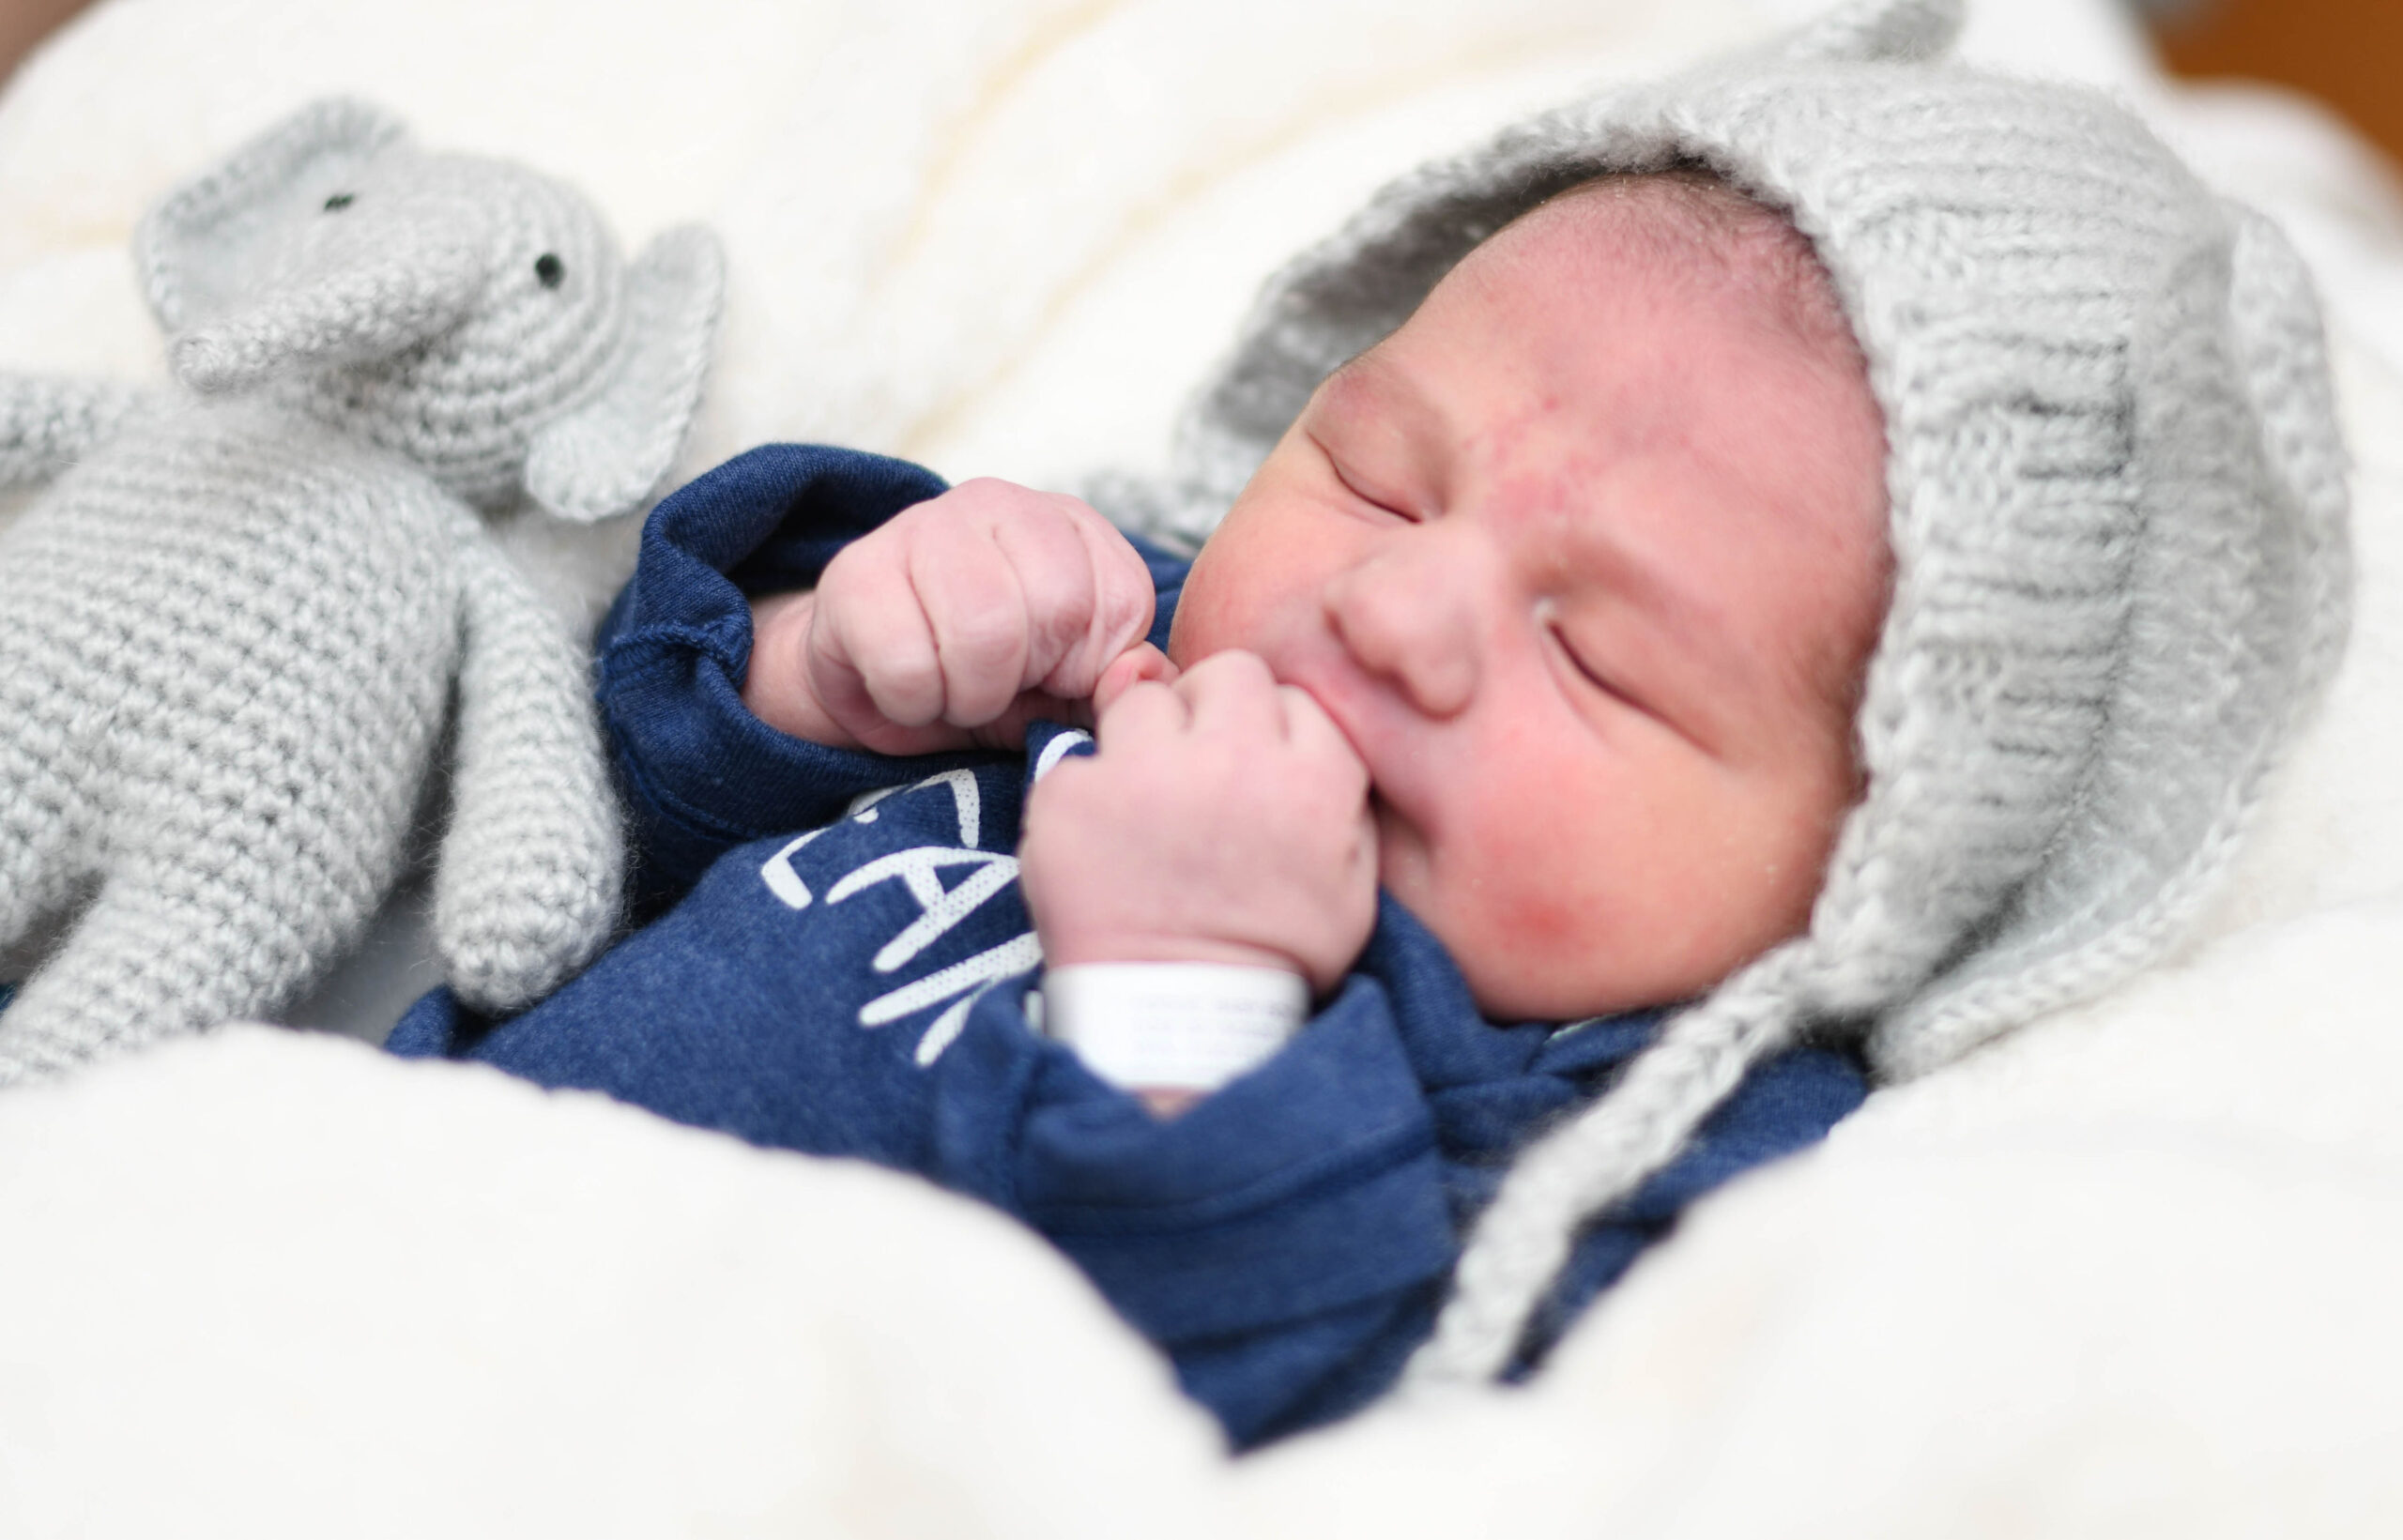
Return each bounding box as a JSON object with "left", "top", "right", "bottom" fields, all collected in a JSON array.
[
  {"left": 745, "top": 480, "right": 1156, "bottom": 755},
  {"left": 1020, "top": 651, "right": 1378, "bottom": 994}
]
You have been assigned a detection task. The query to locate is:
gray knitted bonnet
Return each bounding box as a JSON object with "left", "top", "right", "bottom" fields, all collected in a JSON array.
[{"left": 1128, "top": 0, "right": 2353, "bottom": 1385}]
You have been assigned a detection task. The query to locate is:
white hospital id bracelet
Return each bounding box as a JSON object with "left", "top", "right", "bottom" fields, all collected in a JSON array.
[{"left": 1039, "top": 964, "right": 1309, "bottom": 1092}]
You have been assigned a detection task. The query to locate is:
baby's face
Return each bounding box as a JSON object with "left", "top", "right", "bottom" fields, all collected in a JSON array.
[{"left": 1167, "top": 184, "right": 1890, "bottom": 1020}]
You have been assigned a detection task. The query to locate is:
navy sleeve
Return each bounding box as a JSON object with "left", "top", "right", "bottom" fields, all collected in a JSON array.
[{"left": 593, "top": 445, "right": 966, "bottom": 901}]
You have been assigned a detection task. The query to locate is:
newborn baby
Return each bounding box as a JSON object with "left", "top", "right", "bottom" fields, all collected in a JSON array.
[
  {"left": 390, "top": 172, "right": 1880, "bottom": 1445},
  {"left": 742, "top": 172, "right": 1888, "bottom": 1095},
  {"left": 390, "top": 0, "right": 2347, "bottom": 1449}
]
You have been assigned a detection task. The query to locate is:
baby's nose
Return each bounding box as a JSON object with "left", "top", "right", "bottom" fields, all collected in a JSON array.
[{"left": 1322, "top": 541, "right": 1479, "bottom": 718}]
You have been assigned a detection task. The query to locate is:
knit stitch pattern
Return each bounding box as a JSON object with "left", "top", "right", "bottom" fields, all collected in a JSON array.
[
  {"left": 1117, "top": 0, "right": 2353, "bottom": 1383},
  {"left": 0, "top": 99, "right": 723, "bottom": 1085}
]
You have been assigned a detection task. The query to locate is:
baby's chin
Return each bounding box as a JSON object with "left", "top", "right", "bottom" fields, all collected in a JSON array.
[{"left": 1452, "top": 943, "right": 1662, "bottom": 1025}]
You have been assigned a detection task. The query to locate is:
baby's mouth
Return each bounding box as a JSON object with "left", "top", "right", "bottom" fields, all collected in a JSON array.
[{"left": 1268, "top": 659, "right": 1361, "bottom": 747}]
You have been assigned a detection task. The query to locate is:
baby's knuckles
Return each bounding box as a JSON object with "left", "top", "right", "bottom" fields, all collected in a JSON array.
[
  {"left": 771, "top": 479, "right": 1156, "bottom": 752},
  {"left": 945, "top": 479, "right": 1156, "bottom": 703}
]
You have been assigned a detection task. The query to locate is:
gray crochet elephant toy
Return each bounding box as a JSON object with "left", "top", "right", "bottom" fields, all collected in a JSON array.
[{"left": 0, "top": 98, "right": 724, "bottom": 1085}]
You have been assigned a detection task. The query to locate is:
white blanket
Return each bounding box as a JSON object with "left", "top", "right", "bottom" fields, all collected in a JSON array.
[{"left": 3, "top": 1, "right": 2400, "bottom": 1533}]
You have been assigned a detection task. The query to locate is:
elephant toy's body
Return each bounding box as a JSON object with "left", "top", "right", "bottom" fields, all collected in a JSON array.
[{"left": 0, "top": 100, "right": 722, "bottom": 1084}]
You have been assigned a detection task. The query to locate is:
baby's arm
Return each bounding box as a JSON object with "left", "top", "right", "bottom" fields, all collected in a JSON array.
[
  {"left": 742, "top": 478, "right": 1167, "bottom": 755},
  {"left": 1019, "top": 652, "right": 1380, "bottom": 1112}
]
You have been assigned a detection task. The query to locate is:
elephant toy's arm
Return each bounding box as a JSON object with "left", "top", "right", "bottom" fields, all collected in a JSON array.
[
  {"left": 433, "top": 525, "right": 626, "bottom": 1012},
  {"left": 0, "top": 374, "right": 152, "bottom": 486}
]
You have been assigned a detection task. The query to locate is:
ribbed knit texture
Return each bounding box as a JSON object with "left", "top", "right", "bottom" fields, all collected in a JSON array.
[
  {"left": 0, "top": 99, "right": 723, "bottom": 1085},
  {"left": 1111, "top": 0, "right": 2354, "bottom": 1385}
]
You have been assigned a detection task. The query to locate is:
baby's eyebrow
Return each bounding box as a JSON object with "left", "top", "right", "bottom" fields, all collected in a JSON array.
[
  {"left": 1308, "top": 358, "right": 1379, "bottom": 434},
  {"left": 1297, "top": 355, "right": 1459, "bottom": 526},
  {"left": 1319, "top": 345, "right": 1385, "bottom": 393},
  {"left": 1312, "top": 349, "right": 1432, "bottom": 431},
  {"left": 1306, "top": 351, "right": 1452, "bottom": 489}
]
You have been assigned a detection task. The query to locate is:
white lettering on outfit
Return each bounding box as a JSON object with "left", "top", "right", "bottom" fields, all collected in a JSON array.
[
  {"left": 758, "top": 827, "right": 829, "bottom": 909},
  {"left": 758, "top": 770, "right": 985, "bottom": 911},
  {"left": 757, "top": 767, "right": 1041, "bottom": 1065},
  {"left": 829, "top": 848, "right": 1020, "bottom": 972},
  {"left": 873, "top": 932, "right": 1047, "bottom": 1065}
]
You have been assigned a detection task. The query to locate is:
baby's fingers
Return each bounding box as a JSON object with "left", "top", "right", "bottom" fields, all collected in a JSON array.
[
  {"left": 811, "top": 552, "right": 946, "bottom": 729},
  {"left": 1094, "top": 671, "right": 1191, "bottom": 755},
  {"left": 911, "top": 518, "right": 1038, "bottom": 726},
  {"left": 1171, "top": 649, "right": 1289, "bottom": 741},
  {"left": 993, "top": 493, "right": 1154, "bottom": 694},
  {"left": 1094, "top": 643, "right": 1176, "bottom": 718},
  {"left": 1274, "top": 682, "right": 1370, "bottom": 791}
]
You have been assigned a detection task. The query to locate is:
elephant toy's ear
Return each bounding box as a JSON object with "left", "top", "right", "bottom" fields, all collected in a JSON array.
[
  {"left": 137, "top": 99, "right": 409, "bottom": 334},
  {"left": 1780, "top": 0, "right": 1965, "bottom": 63},
  {"left": 525, "top": 224, "right": 726, "bottom": 523}
]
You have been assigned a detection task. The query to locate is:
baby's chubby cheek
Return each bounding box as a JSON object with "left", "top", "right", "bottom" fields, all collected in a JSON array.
[
  {"left": 1164, "top": 539, "right": 1284, "bottom": 674},
  {"left": 1379, "top": 807, "right": 1639, "bottom": 1023},
  {"left": 1388, "top": 754, "right": 1843, "bottom": 1024}
]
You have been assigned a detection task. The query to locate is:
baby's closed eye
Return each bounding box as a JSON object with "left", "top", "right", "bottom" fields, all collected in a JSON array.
[
  {"left": 1311, "top": 433, "right": 1423, "bottom": 524},
  {"left": 1538, "top": 599, "right": 1646, "bottom": 711}
]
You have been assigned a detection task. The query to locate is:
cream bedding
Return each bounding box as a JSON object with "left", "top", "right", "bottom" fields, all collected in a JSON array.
[{"left": 2, "top": 0, "right": 2400, "bottom": 1533}]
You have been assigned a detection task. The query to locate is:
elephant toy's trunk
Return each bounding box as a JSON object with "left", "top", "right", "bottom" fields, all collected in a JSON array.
[{"left": 169, "top": 236, "right": 487, "bottom": 395}]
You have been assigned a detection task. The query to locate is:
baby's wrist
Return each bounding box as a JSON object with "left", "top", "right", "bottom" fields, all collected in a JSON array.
[
  {"left": 1037, "top": 927, "right": 1305, "bottom": 977},
  {"left": 1036, "top": 961, "right": 1309, "bottom": 1103}
]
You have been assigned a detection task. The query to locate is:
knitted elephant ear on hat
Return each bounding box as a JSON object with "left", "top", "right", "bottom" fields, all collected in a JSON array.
[
  {"left": 1142, "top": 0, "right": 2350, "bottom": 1385},
  {"left": 1777, "top": 0, "right": 1962, "bottom": 60},
  {"left": 1851, "top": 201, "right": 2350, "bottom": 1078},
  {"left": 0, "top": 99, "right": 723, "bottom": 1085}
]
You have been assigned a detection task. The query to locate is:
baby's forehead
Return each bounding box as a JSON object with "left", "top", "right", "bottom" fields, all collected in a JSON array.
[{"left": 1474, "top": 173, "right": 1861, "bottom": 370}]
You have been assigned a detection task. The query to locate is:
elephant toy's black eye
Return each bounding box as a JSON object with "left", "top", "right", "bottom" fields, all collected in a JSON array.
[
  {"left": 535, "top": 253, "right": 565, "bottom": 289},
  {"left": 323, "top": 192, "right": 355, "bottom": 212}
]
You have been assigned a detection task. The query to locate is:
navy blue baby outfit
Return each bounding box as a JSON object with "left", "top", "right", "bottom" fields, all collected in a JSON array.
[{"left": 388, "top": 443, "right": 1867, "bottom": 1447}]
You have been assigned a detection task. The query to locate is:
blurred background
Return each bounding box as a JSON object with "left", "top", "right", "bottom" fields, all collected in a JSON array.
[
  {"left": 4, "top": 0, "right": 2399, "bottom": 159},
  {"left": 2139, "top": 0, "right": 2403, "bottom": 161},
  {"left": 0, "top": 0, "right": 85, "bottom": 86}
]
